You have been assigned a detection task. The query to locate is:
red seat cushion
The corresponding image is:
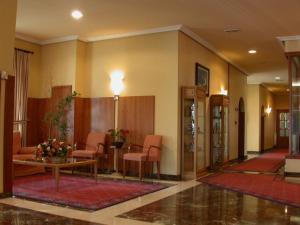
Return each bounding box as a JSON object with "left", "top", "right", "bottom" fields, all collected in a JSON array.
[{"left": 72, "top": 150, "right": 98, "bottom": 158}]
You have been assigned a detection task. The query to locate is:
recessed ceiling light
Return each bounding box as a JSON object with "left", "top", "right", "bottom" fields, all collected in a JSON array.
[
  {"left": 275, "top": 76, "right": 281, "bottom": 81},
  {"left": 248, "top": 49, "right": 257, "bottom": 54},
  {"left": 71, "top": 10, "right": 83, "bottom": 20}
]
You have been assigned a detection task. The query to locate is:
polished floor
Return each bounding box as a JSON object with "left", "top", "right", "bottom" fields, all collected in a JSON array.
[{"left": 2, "top": 158, "right": 300, "bottom": 225}]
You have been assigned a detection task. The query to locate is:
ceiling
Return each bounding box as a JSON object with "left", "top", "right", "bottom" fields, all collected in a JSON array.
[
  {"left": 16, "top": 0, "right": 300, "bottom": 84},
  {"left": 262, "top": 83, "right": 289, "bottom": 95}
]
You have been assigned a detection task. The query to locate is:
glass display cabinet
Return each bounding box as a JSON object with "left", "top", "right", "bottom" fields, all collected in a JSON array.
[
  {"left": 181, "top": 86, "right": 206, "bottom": 180},
  {"left": 209, "top": 95, "right": 229, "bottom": 170},
  {"left": 289, "top": 55, "right": 300, "bottom": 154}
]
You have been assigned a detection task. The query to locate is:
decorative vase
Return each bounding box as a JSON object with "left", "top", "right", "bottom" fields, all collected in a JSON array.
[
  {"left": 114, "top": 141, "right": 124, "bottom": 149},
  {"left": 51, "top": 156, "right": 66, "bottom": 164}
]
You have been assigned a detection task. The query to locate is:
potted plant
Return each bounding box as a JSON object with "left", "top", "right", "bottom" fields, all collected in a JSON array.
[
  {"left": 108, "top": 128, "right": 129, "bottom": 148},
  {"left": 44, "top": 91, "right": 79, "bottom": 141}
]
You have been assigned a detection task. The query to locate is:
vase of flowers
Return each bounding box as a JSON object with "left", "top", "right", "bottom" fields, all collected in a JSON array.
[
  {"left": 108, "top": 128, "right": 129, "bottom": 148},
  {"left": 37, "top": 139, "right": 72, "bottom": 163}
]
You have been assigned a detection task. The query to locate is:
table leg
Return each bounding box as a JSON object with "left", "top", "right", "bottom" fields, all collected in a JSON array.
[
  {"left": 94, "top": 161, "right": 98, "bottom": 183},
  {"left": 55, "top": 167, "right": 60, "bottom": 191}
]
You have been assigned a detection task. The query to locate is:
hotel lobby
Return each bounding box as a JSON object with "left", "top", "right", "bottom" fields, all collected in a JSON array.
[{"left": 0, "top": 0, "right": 300, "bottom": 224}]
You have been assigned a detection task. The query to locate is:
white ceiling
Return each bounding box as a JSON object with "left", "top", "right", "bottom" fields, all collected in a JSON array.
[{"left": 17, "top": 0, "right": 300, "bottom": 84}]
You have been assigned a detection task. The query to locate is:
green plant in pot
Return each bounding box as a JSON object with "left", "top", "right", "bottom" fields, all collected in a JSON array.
[{"left": 44, "top": 91, "right": 79, "bottom": 141}]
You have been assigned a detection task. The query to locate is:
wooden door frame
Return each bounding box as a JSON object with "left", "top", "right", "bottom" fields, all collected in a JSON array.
[
  {"left": 276, "top": 109, "right": 289, "bottom": 148},
  {"left": 260, "top": 105, "right": 265, "bottom": 152},
  {"left": 238, "top": 98, "right": 245, "bottom": 160},
  {"left": 3, "top": 76, "right": 14, "bottom": 195}
]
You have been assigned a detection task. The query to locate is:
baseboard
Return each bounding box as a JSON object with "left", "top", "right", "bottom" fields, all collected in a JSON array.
[
  {"left": 261, "top": 147, "right": 275, "bottom": 153},
  {"left": 285, "top": 172, "right": 300, "bottom": 177},
  {"left": 246, "top": 151, "right": 261, "bottom": 155},
  {"left": 0, "top": 192, "right": 12, "bottom": 198},
  {"left": 156, "top": 174, "right": 181, "bottom": 181}
]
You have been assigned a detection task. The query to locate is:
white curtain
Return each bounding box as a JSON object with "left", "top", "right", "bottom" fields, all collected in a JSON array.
[{"left": 13, "top": 49, "right": 30, "bottom": 146}]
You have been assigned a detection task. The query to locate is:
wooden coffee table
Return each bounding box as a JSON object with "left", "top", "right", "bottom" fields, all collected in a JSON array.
[{"left": 13, "top": 158, "right": 98, "bottom": 191}]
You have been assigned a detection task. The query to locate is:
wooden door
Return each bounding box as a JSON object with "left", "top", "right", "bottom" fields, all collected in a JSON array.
[
  {"left": 276, "top": 110, "right": 289, "bottom": 148},
  {"left": 238, "top": 98, "right": 245, "bottom": 159},
  {"left": 260, "top": 106, "right": 265, "bottom": 152}
]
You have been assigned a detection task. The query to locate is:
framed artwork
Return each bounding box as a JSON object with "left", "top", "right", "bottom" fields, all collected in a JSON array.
[{"left": 195, "top": 63, "right": 210, "bottom": 96}]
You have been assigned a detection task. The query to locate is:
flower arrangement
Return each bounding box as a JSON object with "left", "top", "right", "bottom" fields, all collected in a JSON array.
[
  {"left": 108, "top": 128, "right": 129, "bottom": 148},
  {"left": 36, "top": 139, "right": 72, "bottom": 161}
]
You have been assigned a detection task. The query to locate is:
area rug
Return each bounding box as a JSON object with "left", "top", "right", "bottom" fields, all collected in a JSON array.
[
  {"left": 13, "top": 174, "right": 169, "bottom": 211},
  {"left": 200, "top": 172, "right": 300, "bottom": 208},
  {"left": 224, "top": 148, "right": 288, "bottom": 173}
]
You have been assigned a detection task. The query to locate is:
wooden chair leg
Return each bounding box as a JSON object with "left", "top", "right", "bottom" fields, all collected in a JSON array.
[
  {"left": 123, "top": 159, "right": 126, "bottom": 178},
  {"left": 139, "top": 161, "right": 142, "bottom": 181},
  {"left": 157, "top": 161, "right": 160, "bottom": 180}
]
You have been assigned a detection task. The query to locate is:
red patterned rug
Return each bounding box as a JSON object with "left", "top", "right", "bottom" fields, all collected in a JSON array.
[
  {"left": 224, "top": 149, "right": 288, "bottom": 173},
  {"left": 13, "top": 174, "right": 169, "bottom": 211},
  {"left": 200, "top": 172, "right": 300, "bottom": 208}
]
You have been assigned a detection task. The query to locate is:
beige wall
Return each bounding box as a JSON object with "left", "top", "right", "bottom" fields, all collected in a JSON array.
[
  {"left": 228, "top": 65, "right": 247, "bottom": 159},
  {"left": 285, "top": 40, "right": 300, "bottom": 52},
  {"left": 15, "top": 39, "right": 42, "bottom": 98},
  {"left": 84, "top": 32, "right": 179, "bottom": 175},
  {"left": 40, "top": 41, "right": 77, "bottom": 97},
  {"left": 178, "top": 32, "right": 229, "bottom": 167},
  {"left": 0, "top": 0, "right": 17, "bottom": 193},
  {"left": 0, "top": 0, "right": 17, "bottom": 75},
  {"left": 260, "top": 85, "right": 275, "bottom": 150},
  {"left": 246, "top": 84, "right": 260, "bottom": 152}
]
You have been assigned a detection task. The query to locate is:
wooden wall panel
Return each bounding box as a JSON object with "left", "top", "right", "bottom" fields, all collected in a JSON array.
[
  {"left": 74, "top": 97, "right": 115, "bottom": 170},
  {"left": 4, "top": 76, "right": 15, "bottom": 194},
  {"left": 118, "top": 96, "right": 155, "bottom": 145},
  {"left": 118, "top": 96, "right": 155, "bottom": 174},
  {"left": 27, "top": 98, "right": 50, "bottom": 146}
]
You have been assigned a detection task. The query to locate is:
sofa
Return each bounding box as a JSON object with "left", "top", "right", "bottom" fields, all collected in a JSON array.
[{"left": 13, "top": 131, "right": 45, "bottom": 177}]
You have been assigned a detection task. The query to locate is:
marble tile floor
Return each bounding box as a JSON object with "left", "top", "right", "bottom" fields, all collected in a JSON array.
[{"left": 119, "top": 184, "right": 300, "bottom": 225}]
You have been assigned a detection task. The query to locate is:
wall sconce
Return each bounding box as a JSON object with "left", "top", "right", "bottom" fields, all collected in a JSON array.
[
  {"left": 220, "top": 87, "right": 228, "bottom": 96},
  {"left": 110, "top": 70, "right": 125, "bottom": 101},
  {"left": 266, "top": 105, "right": 272, "bottom": 115}
]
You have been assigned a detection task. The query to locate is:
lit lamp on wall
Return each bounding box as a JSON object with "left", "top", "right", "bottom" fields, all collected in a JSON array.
[
  {"left": 220, "top": 87, "right": 228, "bottom": 96},
  {"left": 110, "top": 70, "right": 125, "bottom": 101},
  {"left": 266, "top": 105, "right": 272, "bottom": 115}
]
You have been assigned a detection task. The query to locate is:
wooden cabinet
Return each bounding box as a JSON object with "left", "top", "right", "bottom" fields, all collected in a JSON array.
[
  {"left": 209, "top": 95, "right": 229, "bottom": 170},
  {"left": 181, "top": 86, "right": 206, "bottom": 180}
]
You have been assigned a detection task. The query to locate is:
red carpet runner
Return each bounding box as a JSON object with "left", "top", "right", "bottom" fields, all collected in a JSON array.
[
  {"left": 224, "top": 149, "right": 288, "bottom": 173},
  {"left": 13, "top": 174, "right": 168, "bottom": 211},
  {"left": 200, "top": 172, "right": 300, "bottom": 208}
]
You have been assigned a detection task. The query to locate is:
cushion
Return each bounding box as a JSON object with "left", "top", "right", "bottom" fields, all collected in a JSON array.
[
  {"left": 85, "top": 132, "right": 106, "bottom": 154},
  {"left": 72, "top": 150, "right": 97, "bottom": 158},
  {"left": 13, "top": 131, "right": 21, "bottom": 154},
  {"left": 13, "top": 154, "right": 35, "bottom": 160}
]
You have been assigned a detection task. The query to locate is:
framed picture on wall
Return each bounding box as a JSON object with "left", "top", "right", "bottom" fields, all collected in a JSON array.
[{"left": 195, "top": 63, "right": 210, "bottom": 96}]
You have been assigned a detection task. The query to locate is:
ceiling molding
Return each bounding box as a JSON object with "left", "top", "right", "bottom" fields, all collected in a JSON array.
[
  {"left": 40, "top": 35, "right": 79, "bottom": 45},
  {"left": 15, "top": 33, "right": 42, "bottom": 45},
  {"left": 277, "top": 35, "right": 300, "bottom": 42},
  {"left": 15, "top": 24, "right": 248, "bottom": 74},
  {"left": 82, "top": 24, "right": 182, "bottom": 42},
  {"left": 179, "top": 26, "right": 248, "bottom": 75}
]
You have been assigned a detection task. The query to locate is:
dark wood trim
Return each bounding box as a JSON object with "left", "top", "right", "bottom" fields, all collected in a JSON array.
[
  {"left": 3, "top": 75, "right": 14, "bottom": 193},
  {"left": 285, "top": 51, "right": 300, "bottom": 57},
  {"left": 285, "top": 172, "right": 300, "bottom": 177},
  {"left": 246, "top": 151, "right": 261, "bottom": 155},
  {"left": 0, "top": 192, "right": 12, "bottom": 198}
]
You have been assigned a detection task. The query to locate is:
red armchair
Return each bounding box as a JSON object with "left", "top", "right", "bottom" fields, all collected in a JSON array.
[
  {"left": 72, "top": 132, "right": 106, "bottom": 170},
  {"left": 13, "top": 131, "right": 45, "bottom": 176},
  {"left": 123, "top": 135, "right": 162, "bottom": 180}
]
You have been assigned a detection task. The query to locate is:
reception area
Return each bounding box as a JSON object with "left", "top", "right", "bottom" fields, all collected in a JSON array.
[{"left": 0, "top": 0, "right": 299, "bottom": 224}]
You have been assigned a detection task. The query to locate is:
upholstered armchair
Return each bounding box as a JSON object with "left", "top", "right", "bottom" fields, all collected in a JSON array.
[
  {"left": 13, "top": 131, "right": 36, "bottom": 160},
  {"left": 13, "top": 131, "right": 45, "bottom": 176},
  {"left": 123, "top": 135, "right": 162, "bottom": 180},
  {"left": 72, "top": 132, "right": 106, "bottom": 170}
]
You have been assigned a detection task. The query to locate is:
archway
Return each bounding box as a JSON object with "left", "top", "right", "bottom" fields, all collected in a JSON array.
[{"left": 238, "top": 98, "right": 245, "bottom": 160}]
